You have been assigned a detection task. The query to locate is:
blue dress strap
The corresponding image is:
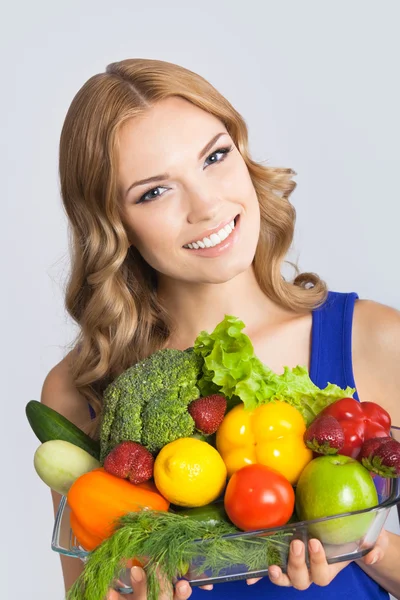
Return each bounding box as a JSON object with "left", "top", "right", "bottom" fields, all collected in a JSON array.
[{"left": 310, "top": 291, "right": 359, "bottom": 400}]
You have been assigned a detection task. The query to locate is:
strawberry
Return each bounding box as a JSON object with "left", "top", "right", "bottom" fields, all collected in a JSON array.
[
  {"left": 303, "top": 414, "right": 345, "bottom": 454},
  {"left": 103, "top": 441, "right": 154, "bottom": 484},
  {"left": 188, "top": 394, "right": 227, "bottom": 435},
  {"left": 358, "top": 436, "right": 392, "bottom": 463},
  {"left": 360, "top": 438, "right": 400, "bottom": 478}
]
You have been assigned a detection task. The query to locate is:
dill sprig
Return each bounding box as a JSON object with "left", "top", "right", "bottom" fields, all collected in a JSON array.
[{"left": 67, "top": 510, "right": 291, "bottom": 600}]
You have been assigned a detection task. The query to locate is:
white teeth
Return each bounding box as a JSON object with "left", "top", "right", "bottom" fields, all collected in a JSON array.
[
  {"left": 184, "top": 217, "right": 237, "bottom": 250},
  {"left": 210, "top": 233, "right": 221, "bottom": 246}
]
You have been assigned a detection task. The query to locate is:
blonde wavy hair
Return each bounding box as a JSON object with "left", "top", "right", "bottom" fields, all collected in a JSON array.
[{"left": 59, "top": 58, "right": 327, "bottom": 432}]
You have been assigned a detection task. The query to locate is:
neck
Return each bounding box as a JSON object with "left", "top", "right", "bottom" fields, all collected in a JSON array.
[{"left": 157, "top": 265, "right": 289, "bottom": 348}]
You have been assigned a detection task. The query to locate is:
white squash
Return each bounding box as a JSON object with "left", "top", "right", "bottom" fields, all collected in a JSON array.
[{"left": 34, "top": 439, "right": 100, "bottom": 495}]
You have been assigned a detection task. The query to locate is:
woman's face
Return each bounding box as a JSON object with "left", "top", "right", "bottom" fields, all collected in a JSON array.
[{"left": 118, "top": 96, "right": 260, "bottom": 285}]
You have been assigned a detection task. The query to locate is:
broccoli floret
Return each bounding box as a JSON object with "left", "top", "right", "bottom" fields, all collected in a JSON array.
[
  {"left": 99, "top": 348, "right": 203, "bottom": 460},
  {"left": 141, "top": 380, "right": 200, "bottom": 453}
]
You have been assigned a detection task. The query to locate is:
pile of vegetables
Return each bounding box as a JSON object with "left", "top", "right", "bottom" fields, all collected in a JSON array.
[{"left": 25, "top": 315, "right": 400, "bottom": 600}]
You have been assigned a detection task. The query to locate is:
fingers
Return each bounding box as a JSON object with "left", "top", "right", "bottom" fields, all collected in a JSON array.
[
  {"left": 108, "top": 567, "right": 195, "bottom": 600},
  {"left": 246, "top": 577, "right": 262, "bottom": 585},
  {"left": 268, "top": 565, "right": 290, "bottom": 587},
  {"left": 199, "top": 584, "right": 214, "bottom": 591},
  {"left": 186, "top": 569, "right": 213, "bottom": 591},
  {"left": 286, "top": 540, "right": 311, "bottom": 590},
  {"left": 130, "top": 566, "right": 148, "bottom": 599},
  {"left": 268, "top": 540, "right": 308, "bottom": 588},
  {"left": 174, "top": 580, "right": 193, "bottom": 599},
  {"left": 268, "top": 539, "right": 330, "bottom": 590},
  {"left": 307, "top": 539, "right": 331, "bottom": 587},
  {"left": 362, "top": 529, "right": 389, "bottom": 566},
  {"left": 269, "top": 538, "right": 354, "bottom": 590}
]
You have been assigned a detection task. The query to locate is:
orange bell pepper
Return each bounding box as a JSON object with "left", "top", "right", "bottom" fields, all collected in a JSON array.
[
  {"left": 216, "top": 401, "right": 313, "bottom": 484},
  {"left": 70, "top": 510, "right": 103, "bottom": 551},
  {"left": 67, "top": 467, "right": 169, "bottom": 549}
]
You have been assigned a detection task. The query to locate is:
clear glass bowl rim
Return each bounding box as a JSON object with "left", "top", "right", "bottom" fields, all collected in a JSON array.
[{"left": 51, "top": 425, "right": 400, "bottom": 556}]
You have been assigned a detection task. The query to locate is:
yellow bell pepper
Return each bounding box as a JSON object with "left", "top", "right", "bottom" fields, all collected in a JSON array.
[{"left": 216, "top": 401, "right": 313, "bottom": 484}]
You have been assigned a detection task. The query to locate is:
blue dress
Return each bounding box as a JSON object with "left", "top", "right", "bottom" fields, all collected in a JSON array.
[{"left": 188, "top": 291, "right": 390, "bottom": 599}]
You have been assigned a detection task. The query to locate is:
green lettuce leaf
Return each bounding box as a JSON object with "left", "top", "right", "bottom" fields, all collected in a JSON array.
[{"left": 193, "top": 315, "right": 355, "bottom": 424}]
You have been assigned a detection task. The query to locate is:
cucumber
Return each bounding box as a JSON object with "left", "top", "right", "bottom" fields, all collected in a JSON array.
[
  {"left": 34, "top": 439, "right": 100, "bottom": 495},
  {"left": 174, "top": 502, "right": 230, "bottom": 526},
  {"left": 26, "top": 400, "right": 100, "bottom": 459}
]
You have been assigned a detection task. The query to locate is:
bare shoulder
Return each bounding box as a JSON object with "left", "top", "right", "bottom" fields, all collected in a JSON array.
[
  {"left": 40, "top": 349, "right": 92, "bottom": 432},
  {"left": 352, "top": 299, "right": 400, "bottom": 422},
  {"left": 353, "top": 299, "right": 400, "bottom": 354}
]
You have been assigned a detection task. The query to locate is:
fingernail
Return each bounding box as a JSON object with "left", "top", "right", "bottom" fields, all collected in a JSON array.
[
  {"left": 269, "top": 567, "right": 280, "bottom": 579},
  {"left": 292, "top": 540, "right": 303, "bottom": 556},
  {"left": 369, "top": 554, "right": 379, "bottom": 565},
  {"left": 131, "top": 566, "right": 143, "bottom": 582},
  {"left": 309, "top": 539, "right": 321, "bottom": 553}
]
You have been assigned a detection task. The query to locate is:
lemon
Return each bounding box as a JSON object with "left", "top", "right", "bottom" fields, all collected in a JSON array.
[{"left": 154, "top": 438, "right": 227, "bottom": 507}]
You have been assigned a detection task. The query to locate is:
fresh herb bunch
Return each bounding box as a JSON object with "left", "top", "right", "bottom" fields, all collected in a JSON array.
[{"left": 67, "top": 510, "right": 291, "bottom": 600}]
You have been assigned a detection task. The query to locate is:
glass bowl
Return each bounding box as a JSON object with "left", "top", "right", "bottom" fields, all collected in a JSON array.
[{"left": 51, "top": 426, "right": 400, "bottom": 594}]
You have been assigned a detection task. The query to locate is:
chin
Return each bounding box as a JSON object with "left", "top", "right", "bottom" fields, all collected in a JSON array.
[{"left": 194, "top": 255, "right": 255, "bottom": 285}]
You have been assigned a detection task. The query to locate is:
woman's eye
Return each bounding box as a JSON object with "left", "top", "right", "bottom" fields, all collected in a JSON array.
[
  {"left": 204, "top": 145, "right": 233, "bottom": 168},
  {"left": 136, "top": 145, "right": 233, "bottom": 204},
  {"left": 137, "top": 186, "right": 168, "bottom": 204}
]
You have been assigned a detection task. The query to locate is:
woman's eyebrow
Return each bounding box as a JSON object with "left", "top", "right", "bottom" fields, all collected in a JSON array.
[{"left": 124, "top": 131, "right": 228, "bottom": 198}]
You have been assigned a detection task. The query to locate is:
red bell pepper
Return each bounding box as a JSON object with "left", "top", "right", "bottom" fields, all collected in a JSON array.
[{"left": 320, "top": 398, "right": 391, "bottom": 459}]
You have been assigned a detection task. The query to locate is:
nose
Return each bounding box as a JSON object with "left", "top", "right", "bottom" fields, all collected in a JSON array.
[{"left": 185, "top": 184, "right": 222, "bottom": 225}]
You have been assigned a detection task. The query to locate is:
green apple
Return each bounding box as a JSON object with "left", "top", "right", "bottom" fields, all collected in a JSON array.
[{"left": 295, "top": 454, "right": 378, "bottom": 545}]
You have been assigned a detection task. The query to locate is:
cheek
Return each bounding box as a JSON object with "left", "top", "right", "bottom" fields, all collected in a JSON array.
[
  {"left": 127, "top": 212, "right": 181, "bottom": 267},
  {"left": 223, "top": 156, "right": 250, "bottom": 192},
  {"left": 228, "top": 160, "right": 260, "bottom": 215}
]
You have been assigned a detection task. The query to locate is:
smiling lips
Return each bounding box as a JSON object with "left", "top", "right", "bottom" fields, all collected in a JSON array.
[{"left": 183, "top": 218, "right": 236, "bottom": 250}]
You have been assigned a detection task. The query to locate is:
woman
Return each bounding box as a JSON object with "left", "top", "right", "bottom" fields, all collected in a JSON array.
[{"left": 41, "top": 58, "right": 400, "bottom": 599}]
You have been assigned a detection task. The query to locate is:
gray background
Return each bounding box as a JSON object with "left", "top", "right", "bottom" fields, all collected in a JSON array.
[{"left": 2, "top": 1, "right": 399, "bottom": 598}]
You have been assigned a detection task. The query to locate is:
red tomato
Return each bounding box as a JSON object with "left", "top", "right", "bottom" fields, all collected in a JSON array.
[{"left": 224, "top": 464, "right": 295, "bottom": 531}]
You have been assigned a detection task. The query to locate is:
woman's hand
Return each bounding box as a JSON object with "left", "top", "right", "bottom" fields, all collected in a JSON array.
[
  {"left": 246, "top": 530, "right": 389, "bottom": 590},
  {"left": 107, "top": 566, "right": 214, "bottom": 599}
]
